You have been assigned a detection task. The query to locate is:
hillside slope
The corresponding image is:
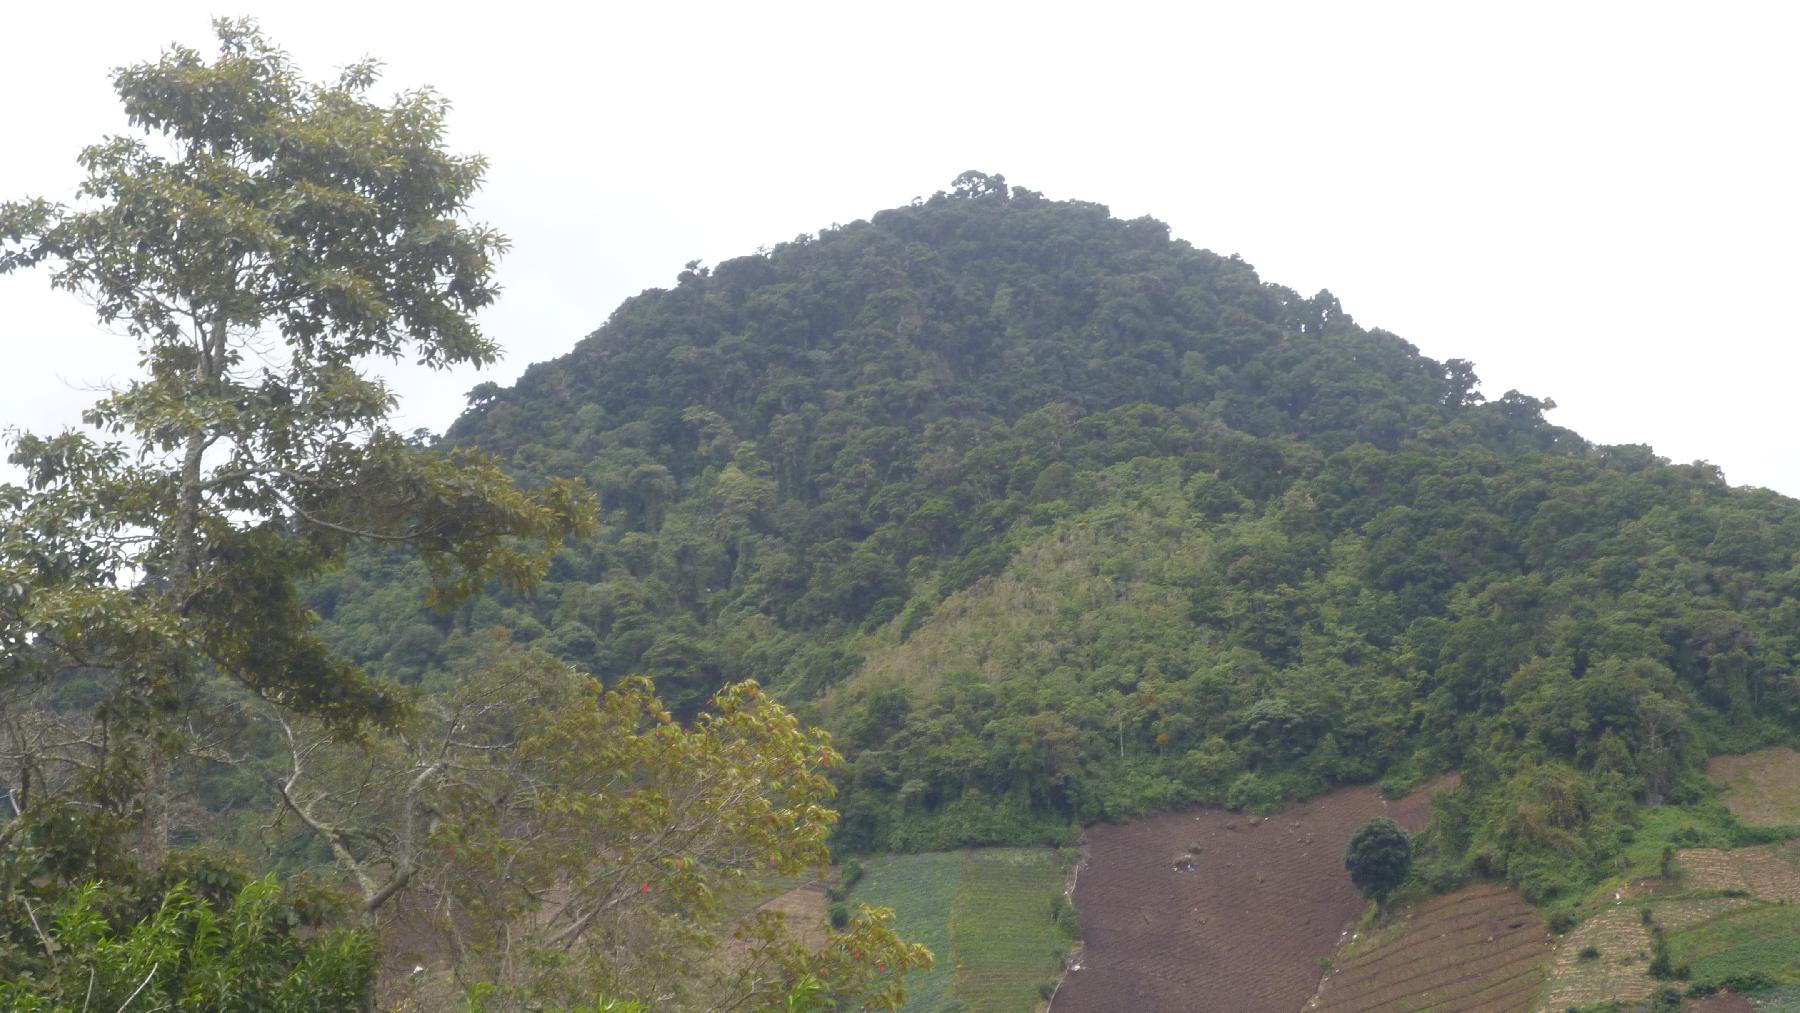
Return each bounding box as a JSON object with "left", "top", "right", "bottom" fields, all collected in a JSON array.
[{"left": 319, "top": 174, "right": 1800, "bottom": 902}]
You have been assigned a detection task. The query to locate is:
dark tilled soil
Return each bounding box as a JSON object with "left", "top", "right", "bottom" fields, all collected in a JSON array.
[{"left": 1053, "top": 780, "right": 1447, "bottom": 1013}]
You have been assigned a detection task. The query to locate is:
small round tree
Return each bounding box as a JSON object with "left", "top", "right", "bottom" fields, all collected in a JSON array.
[{"left": 1344, "top": 817, "right": 1412, "bottom": 918}]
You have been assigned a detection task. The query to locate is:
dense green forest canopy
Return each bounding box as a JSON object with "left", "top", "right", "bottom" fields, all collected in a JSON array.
[{"left": 320, "top": 172, "right": 1800, "bottom": 901}]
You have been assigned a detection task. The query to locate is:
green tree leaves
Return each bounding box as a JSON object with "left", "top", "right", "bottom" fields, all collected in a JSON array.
[
  {"left": 0, "top": 15, "right": 593, "bottom": 779},
  {"left": 1345, "top": 817, "right": 1412, "bottom": 913}
]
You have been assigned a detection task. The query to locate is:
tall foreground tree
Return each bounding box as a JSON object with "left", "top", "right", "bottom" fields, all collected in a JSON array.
[{"left": 0, "top": 18, "right": 592, "bottom": 863}]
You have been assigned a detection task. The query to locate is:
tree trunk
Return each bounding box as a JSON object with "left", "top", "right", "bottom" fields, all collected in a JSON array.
[
  {"left": 139, "top": 317, "right": 225, "bottom": 871},
  {"left": 139, "top": 742, "right": 169, "bottom": 871}
]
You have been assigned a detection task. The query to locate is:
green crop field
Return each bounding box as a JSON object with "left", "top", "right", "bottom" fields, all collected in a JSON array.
[
  {"left": 1752, "top": 984, "right": 1800, "bottom": 1011},
  {"left": 950, "top": 849, "right": 1071, "bottom": 1012},
  {"left": 856, "top": 851, "right": 964, "bottom": 1011},
  {"left": 1667, "top": 903, "right": 1800, "bottom": 988},
  {"left": 850, "top": 848, "right": 1074, "bottom": 1012}
]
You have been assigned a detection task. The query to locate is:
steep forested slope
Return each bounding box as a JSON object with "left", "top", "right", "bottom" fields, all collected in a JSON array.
[{"left": 318, "top": 173, "right": 1800, "bottom": 901}]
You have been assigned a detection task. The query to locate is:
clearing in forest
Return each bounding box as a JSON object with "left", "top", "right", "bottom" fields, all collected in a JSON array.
[
  {"left": 852, "top": 848, "right": 1073, "bottom": 1012},
  {"left": 1306, "top": 882, "right": 1550, "bottom": 1013},
  {"left": 1707, "top": 748, "right": 1800, "bottom": 827},
  {"left": 1052, "top": 779, "right": 1445, "bottom": 1013}
]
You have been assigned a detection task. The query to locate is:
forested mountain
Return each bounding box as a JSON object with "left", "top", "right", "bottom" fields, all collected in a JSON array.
[{"left": 319, "top": 172, "right": 1800, "bottom": 902}]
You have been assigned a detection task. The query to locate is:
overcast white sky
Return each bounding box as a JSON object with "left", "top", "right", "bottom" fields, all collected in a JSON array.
[{"left": 4, "top": 2, "right": 1797, "bottom": 494}]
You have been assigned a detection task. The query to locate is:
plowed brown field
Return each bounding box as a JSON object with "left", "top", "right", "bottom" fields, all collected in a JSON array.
[
  {"left": 1307, "top": 882, "right": 1549, "bottom": 1013},
  {"left": 1053, "top": 780, "right": 1446, "bottom": 1013}
]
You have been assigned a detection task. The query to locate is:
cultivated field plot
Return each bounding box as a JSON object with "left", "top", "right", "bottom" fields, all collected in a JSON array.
[
  {"left": 1666, "top": 903, "right": 1800, "bottom": 992},
  {"left": 1749, "top": 984, "right": 1800, "bottom": 1011},
  {"left": 1537, "top": 905, "right": 1656, "bottom": 1011},
  {"left": 949, "top": 849, "right": 1070, "bottom": 1013},
  {"left": 1679, "top": 845, "right": 1800, "bottom": 903},
  {"left": 1053, "top": 780, "right": 1444, "bottom": 1013},
  {"left": 856, "top": 852, "right": 963, "bottom": 1011},
  {"left": 1707, "top": 748, "right": 1800, "bottom": 827},
  {"left": 1307, "top": 882, "right": 1550, "bottom": 1013},
  {"left": 1650, "top": 895, "right": 1754, "bottom": 933},
  {"left": 853, "top": 848, "right": 1073, "bottom": 1012}
]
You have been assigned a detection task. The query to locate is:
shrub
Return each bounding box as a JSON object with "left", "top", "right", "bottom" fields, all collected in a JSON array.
[
  {"left": 1226, "top": 772, "right": 1282, "bottom": 813},
  {"left": 829, "top": 903, "right": 850, "bottom": 929},
  {"left": 1716, "top": 971, "right": 1775, "bottom": 993},
  {"left": 1548, "top": 909, "right": 1577, "bottom": 934},
  {"left": 1051, "top": 895, "right": 1083, "bottom": 940},
  {"left": 1579, "top": 946, "right": 1601, "bottom": 961},
  {"left": 1645, "top": 923, "right": 1689, "bottom": 981}
]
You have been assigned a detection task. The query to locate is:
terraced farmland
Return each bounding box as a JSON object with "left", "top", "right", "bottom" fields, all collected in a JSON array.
[
  {"left": 1537, "top": 896, "right": 1788, "bottom": 1010},
  {"left": 1650, "top": 895, "right": 1754, "bottom": 933},
  {"left": 851, "top": 848, "right": 1074, "bottom": 1012},
  {"left": 1306, "top": 882, "right": 1550, "bottom": 1013},
  {"left": 1679, "top": 844, "right": 1800, "bottom": 902},
  {"left": 1538, "top": 904, "right": 1657, "bottom": 1011},
  {"left": 1054, "top": 779, "right": 1446, "bottom": 1013}
]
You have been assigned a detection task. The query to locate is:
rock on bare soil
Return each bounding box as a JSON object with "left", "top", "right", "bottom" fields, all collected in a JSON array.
[{"left": 1053, "top": 779, "right": 1448, "bottom": 1013}]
